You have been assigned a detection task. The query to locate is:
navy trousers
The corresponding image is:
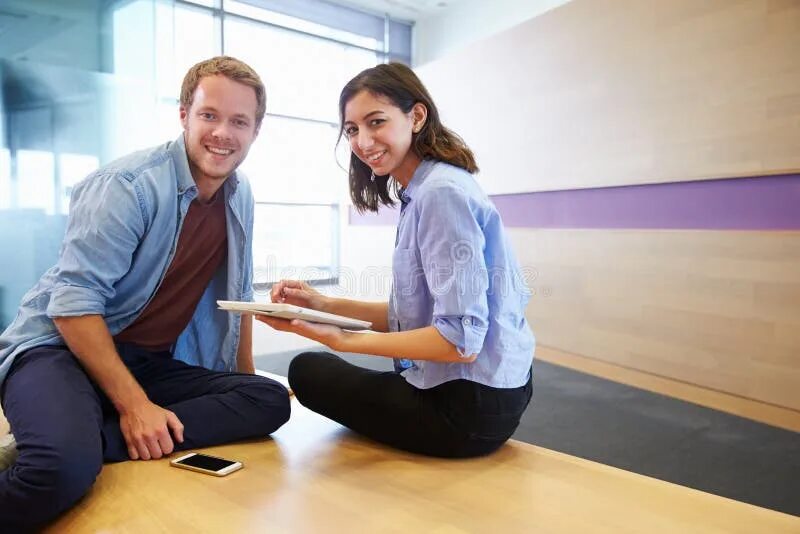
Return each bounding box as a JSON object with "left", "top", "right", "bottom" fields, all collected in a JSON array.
[{"left": 0, "top": 344, "right": 291, "bottom": 532}]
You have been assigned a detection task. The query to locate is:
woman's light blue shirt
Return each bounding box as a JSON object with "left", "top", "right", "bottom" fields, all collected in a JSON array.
[{"left": 388, "top": 159, "right": 535, "bottom": 389}]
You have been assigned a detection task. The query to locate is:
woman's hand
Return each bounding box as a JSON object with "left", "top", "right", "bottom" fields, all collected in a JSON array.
[
  {"left": 271, "top": 279, "right": 329, "bottom": 311},
  {"left": 255, "top": 315, "right": 347, "bottom": 351}
]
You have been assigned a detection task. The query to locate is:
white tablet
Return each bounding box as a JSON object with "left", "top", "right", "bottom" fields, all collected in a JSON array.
[{"left": 217, "top": 300, "right": 372, "bottom": 330}]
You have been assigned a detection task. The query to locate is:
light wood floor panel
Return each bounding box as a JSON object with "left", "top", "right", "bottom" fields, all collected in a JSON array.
[
  {"left": 0, "top": 406, "right": 8, "bottom": 436},
  {"left": 46, "top": 399, "right": 799, "bottom": 533},
  {"left": 510, "top": 229, "right": 800, "bottom": 410}
]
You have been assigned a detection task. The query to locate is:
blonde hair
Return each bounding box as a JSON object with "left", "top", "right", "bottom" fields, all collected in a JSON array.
[{"left": 180, "top": 56, "right": 266, "bottom": 128}]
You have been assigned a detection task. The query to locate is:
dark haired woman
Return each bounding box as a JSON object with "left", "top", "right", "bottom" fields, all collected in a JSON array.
[{"left": 257, "top": 63, "right": 534, "bottom": 458}]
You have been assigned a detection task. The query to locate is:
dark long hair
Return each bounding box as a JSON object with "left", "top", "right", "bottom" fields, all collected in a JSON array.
[{"left": 338, "top": 62, "right": 478, "bottom": 213}]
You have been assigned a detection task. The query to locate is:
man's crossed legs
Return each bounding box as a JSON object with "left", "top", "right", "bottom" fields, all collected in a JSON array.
[{"left": 0, "top": 344, "right": 290, "bottom": 532}]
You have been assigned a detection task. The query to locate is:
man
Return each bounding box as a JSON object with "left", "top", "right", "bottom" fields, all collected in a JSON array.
[{"left": 0, "top": 56, "right": 290, "bottom": 531}]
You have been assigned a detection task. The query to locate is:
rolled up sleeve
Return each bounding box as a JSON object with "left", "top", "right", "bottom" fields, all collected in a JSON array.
[
  {"left": 417, "top": 184, "right": 489, "bottom": 358},
  {"left": 434, "top": 315, "right": 489, "bottom": 358},
  {"left": 46, "top": 173, "right": 146, "bottom": 318},
  {"left": 47, "top": 284, "right": 109, "bottom": 317}
]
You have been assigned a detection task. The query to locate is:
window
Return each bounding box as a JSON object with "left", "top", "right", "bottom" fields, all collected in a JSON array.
[
  {"left": 215, "top": 1, "right": 411, "bottom": 286},
  {"left": 224, "top": 17, "right": 379, "bottom": 123},
  {"left": 114, "top": 0, "right": 413, "bottom": 286},
  {"left": 115, "top": 0, "right": 412, "bottom": 286},
  {"left": 157, "top": 2, "right": 220, "bottom": 102},
  {"left": 0, "top": 149, "right": 10, "bottom": 210},
  {"left": 59, "top": 154, "right": 99, "bottom": 214},
  {"left": 17, "top": 151, "right": 55, "bottom": 215},
  {"left": 253, "top": 203, "right": 339, "bottom": 284},
  {"left": 0, "top": 0, "right": 412, "bottom": 322},
  {"left": 240, "top": 116, "right": 344, "bottom": 204}
]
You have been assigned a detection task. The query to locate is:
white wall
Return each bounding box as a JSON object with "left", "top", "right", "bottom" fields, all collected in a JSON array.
[{"left": 413, "top": 0, "right": 571, "bottom": 66}]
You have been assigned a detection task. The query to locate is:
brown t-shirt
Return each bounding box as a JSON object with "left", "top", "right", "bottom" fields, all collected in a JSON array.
[{"left": 115, "top": 190, "right": 227, "bottom": 350}]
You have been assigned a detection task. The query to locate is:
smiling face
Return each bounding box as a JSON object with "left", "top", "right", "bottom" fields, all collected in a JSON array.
[
  {"left": 180, "top": 74, "right": 259, "bottom": 196},
  {"left": 343, "top": 90, "right": 426, "bottom": 187}
]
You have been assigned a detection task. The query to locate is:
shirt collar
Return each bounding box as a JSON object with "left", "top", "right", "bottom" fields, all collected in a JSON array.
[
  {"left": 169, "top": 134, "right": 240, "bottom": 196},
  {"left": 398, "top": 158, "right": 436, "bottom": 204}
]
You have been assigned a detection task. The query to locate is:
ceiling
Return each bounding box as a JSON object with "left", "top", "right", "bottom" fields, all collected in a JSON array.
[{"left": 333, "top": 0, "right": 465, "bottom": 22}]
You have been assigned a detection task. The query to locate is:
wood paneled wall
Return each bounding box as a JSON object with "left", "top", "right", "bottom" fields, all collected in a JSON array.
[
  {"left": 511, "top": 229, "right": 800, "bottom": 410},
  {"left": 418, "top": 0, "right": 800, "bottom": 195},
  {"left": 343, "top": 1, "right": 800, "bottom": 410}
]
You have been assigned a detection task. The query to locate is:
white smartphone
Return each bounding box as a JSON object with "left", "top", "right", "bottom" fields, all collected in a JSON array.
[{"left": 170, "top": 452, "right": 243, "bottom": 477}]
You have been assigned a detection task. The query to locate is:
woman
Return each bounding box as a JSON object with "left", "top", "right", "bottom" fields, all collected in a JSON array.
[{"left": 257, "top": 63, "right": 534, "bottom": 458}]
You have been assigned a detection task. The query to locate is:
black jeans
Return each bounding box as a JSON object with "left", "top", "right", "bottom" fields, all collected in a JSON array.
[
  {"left": 288, "top": 351, "right": 533, "bottom": 459},
  {"left": 0, "top": 344, "right": 291, "bottom": 533}
]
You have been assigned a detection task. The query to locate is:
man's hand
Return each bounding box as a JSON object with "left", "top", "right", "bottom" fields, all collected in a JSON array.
[
  {"left": 118, "top": 400, "right": 185, "bottom": 460},
  {"left": 52, "top": 315, "right": 186, "bottom": 460}
]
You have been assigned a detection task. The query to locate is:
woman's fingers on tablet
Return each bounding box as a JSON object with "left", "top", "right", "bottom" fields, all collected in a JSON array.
[
  {"left": 257, "top": 315, "right": 307, "bottom": 333},
  {"left": 255, "top": 316, "right": 343, "bottom": 348},
  {"left": 271, "top": 279, "right": 307, "bottom": 303},
  {"left": 255, "top": 315, "right": 291, "bottom": 331},
  {"left": 281, "top": 287, "right": 313, "bottom": 308},
  {"left": 263, "top": 279, "right": 330, "bottom": 322},
  {"left": 271, "top": 281, "right": 289, "bottom": 302},
  {"left": 291, "top": 320, "right": 344, "bottom": 348},
  {"left": 270, "top": 284, "right": 280, "bottom": 302},
  {"left": 283, "top": 287, "right": 302, "bottom": 299}
]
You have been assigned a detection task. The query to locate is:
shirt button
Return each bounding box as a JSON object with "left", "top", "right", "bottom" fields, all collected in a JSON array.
[{"left": 462, "top": 317, "right": 471, "bottom": 326}]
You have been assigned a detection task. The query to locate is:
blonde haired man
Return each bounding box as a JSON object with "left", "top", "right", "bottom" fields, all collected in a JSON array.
[{"left": 0, "top": 57, "right": 289, "bottom": 531}]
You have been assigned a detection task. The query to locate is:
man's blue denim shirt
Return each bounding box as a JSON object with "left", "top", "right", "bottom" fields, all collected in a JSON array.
[{"left": 0, "top": 135, "right": 255, "bottom": 385}]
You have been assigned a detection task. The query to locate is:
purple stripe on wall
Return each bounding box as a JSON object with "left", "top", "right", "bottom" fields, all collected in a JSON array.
[{"left": 349, "top": 174, "right": 800, "bottom": 230}]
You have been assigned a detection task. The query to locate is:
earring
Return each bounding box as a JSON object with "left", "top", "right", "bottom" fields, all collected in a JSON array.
[{"left": 370, "top": 171, "right": 376, "bottom": 183}]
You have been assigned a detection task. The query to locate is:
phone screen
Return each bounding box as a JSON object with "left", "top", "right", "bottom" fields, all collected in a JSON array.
[{"left": 175, "top": 454, "right": 237, "bottom": 472}]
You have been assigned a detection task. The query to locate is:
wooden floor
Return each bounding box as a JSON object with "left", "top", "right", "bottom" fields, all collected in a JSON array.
[
  {"left": 45, "top": 396, "right": 798, "bottom": 533},
  {"left": 0, "top": 406, "right": 8, "bottom": 437}
]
